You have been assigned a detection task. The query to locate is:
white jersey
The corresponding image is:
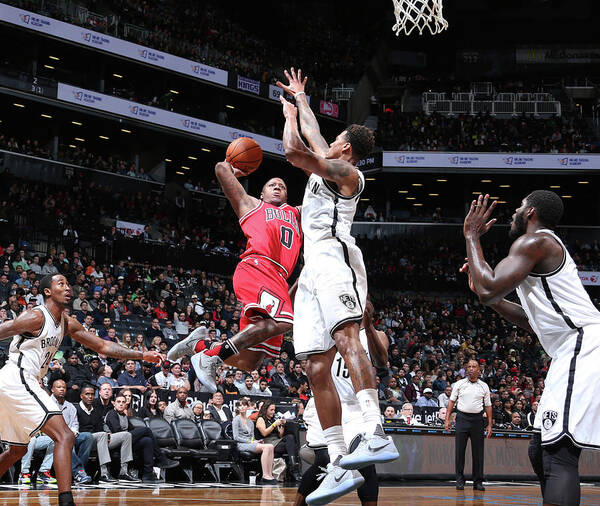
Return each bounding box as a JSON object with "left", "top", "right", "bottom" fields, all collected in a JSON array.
[
  {"left": 8, "top": 305, "right": 64, "bottom": 380},
  {"left": 515, "top": 229, "right": 600, "bottom": 358},
  {"left": 301, "top": 172, "right": 365, "bottom": 261}
]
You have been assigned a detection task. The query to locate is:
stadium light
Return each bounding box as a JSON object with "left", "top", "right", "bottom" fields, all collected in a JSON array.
[
  {"left": 13, "top": 103, "right": 25, "bottom": 108},
  {"left": 578, "top": 181, "right": 589, "bottom": 184},
  {"left": 164, "top": 158, "right": 172, "bottom": 162},
  {"left": 500, "top": 184, "right": 510, "bottom": 188},
  {"left": 412, "top": 183, "right": 423, "bottom": 186},
  {"left": 561, "top": 195, "right": 572, "bottom": 198},
  {"left": 406, "top": 197, "right": 416, "bottom": 200},
  {"left": 481, "top": 179, "right": 492, "bottom": 183},
  {"left": 201, "top": 148, "right": 211, "bottom": 152},
  {"left": 225, "top": 105, "right": 235, "bottom": 109},
  {"left": 366, "top": 177, "right": 376, "bottom": 181},
  {"left": 436, "top": 179, "right": 447, "bottom": 182},
  {"left": 121, "top": 129, "right": 132, "bottom": 133},
  {"left": 169, "top": 89, "right": 179, "bottom": 94},
  {"left": 74, "top": 137, "right": 85, "bottom": 142},
  {"left": 428, "top": 193, "right": 439, "bottom": 196},
  {"left": 175, "top": 171, "right": 184, "bottom": 175},
  {"left": 49, "top": 55, "right": 60, "bottom": 61},
  {"left": 72, "top": 121, "right": 82, "bottom": 126},
  {"left": 41, "top": 114, "right": 52, "bottom": 119},
  {"left": 113, "top": 73, "right": 123, "bottom": 78},
  {"left": 398, "top": 190, "right": 408, "bottom": 193},
  {"left": 188, "top": 156, "right": 197, "bottom": 160},
  {"left": 99, "top": 135, "right": 109, "bottom": 140},
  {"left": 44, "top": 65, "right": 55, "bottom": 70},
  {"left": 181, "top": 166, "right": 190, "bottom": 170}
]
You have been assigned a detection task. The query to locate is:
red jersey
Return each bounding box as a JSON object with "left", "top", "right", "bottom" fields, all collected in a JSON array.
[{"left": 239, "top": 201, "right": 302, "bottom": 278}]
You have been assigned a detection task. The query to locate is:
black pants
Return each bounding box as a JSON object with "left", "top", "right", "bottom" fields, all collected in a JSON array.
[
  {"left": 528, "top": 433, "right": 581, "bottom": 506},
  {"left": 274, "top": 433, "right": 297, "bottom": 458},
  {"left": 130, "top": 427, "right": 159, "bottom": 477},
  {"left": 455, "top": 411, "right": 485, "bottom": 485}
]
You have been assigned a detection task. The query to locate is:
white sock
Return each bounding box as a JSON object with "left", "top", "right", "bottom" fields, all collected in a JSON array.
[
  {"left": 100, "top": 464, "right": 109, "bottom": 476},
  {"left": 323, "top": 425, "right": 347, "bottom": 463},
  {"left": 120, "top": 463, "right": 129, "bottom": 475},
  {"left": 356, "top": 388, "right": 384, "bottom": 436}
]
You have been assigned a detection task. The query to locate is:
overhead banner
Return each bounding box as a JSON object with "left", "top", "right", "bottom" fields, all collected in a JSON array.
[
  {"left": 0, "top": 3, "right": 228, "bottom": 86},
  {"left": 237, "top": 76, "right": 260, "bottom": 95},
  {"left": 116, "top": 220, "right": 145, "bottom": 237},
  {"left": 57, "top": 83, "right": 284, "bottom": 156},
  {"left": 382, "top": 152, "right": 600, "bottom": 170},
  {"left": 517, "top": 47, "right": 600, "bottom": 65},
  {"left": 579, "top": 271, "right": 600, "bottom": 286}
]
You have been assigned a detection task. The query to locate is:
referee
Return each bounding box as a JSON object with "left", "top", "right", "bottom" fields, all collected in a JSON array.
[{"left": 445, "top": 358, "right": 492, "bottom": 491}]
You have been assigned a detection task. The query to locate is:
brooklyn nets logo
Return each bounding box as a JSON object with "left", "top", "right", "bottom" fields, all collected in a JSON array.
[
  {"left": 542, "top": 410, "right": 558, "bottom": 430},
  {"left": 339, "top": 294, "right": 356, "bottom": 310}
]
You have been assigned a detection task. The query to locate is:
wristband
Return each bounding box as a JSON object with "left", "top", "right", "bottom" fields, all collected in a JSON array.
[
  {"left": 294, "top": 91, "right": 305, "bottom": 99},
  {"left": 271, "top": 422, "right": 277, "bottom": 428}
]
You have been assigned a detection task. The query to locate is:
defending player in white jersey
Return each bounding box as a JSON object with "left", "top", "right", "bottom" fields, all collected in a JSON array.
[
  {"left": 461, "top": 191, "right": 600, "bottom": 506},
  {"left": 0, "top": 274, "right": 161, "bottom": 506},
  {"left": 295, "top": 298, "right": 389, "bottom": 506},
  {"left": 278, "top": 68, "right": 398, "bottom": 505}
]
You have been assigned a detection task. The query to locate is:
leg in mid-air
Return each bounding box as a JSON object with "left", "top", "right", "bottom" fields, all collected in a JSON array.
[
  {"left": 170, "top": 318, "right": 291, "bottom": 392},
  {"left": 333, "top": 323, "right": 398, "bottom": 471},
  {"left": 302, "top": 348, "right": 364, "bottom": 505}
]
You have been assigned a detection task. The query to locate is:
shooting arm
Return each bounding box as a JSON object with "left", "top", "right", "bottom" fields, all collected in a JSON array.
[
  {"left": 295, "top": 94, "right": 329, "bottom": 157},
  {"left": 465, "top": 235, "right": 541, "bottom": 305},
  {"left": 488, "top": 299, "right": 534, "bottom": 334},
  {"left": 214, "top": 162, "right": 259, "bottom": 218}
]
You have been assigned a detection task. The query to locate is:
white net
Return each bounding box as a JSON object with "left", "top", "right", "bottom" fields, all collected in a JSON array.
[{"left": 392, "top": 0, "right": 448, "bottom": 36}]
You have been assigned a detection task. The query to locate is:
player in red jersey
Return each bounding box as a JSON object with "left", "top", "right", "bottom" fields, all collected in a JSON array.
[{"left": 168, "top": 160, "right": 302, "bottom": 392}]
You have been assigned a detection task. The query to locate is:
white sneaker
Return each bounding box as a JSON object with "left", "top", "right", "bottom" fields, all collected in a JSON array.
[
  {"left": 166, "top": 326, "right": 208, "bottom": 361},
  {"left": 305, "top": 463, "right": 364, "bottom": 505},
  {"left": 190, "top": 351, "right": 222, "bottom": 394},
  {"left": 339, "top": 432, "right": 399, "bottom": 470}
]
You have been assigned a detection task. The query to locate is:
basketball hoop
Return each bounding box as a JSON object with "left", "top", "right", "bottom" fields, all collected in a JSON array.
[{"left": 392, "top": 0, "right": 448, "bottom": 36}]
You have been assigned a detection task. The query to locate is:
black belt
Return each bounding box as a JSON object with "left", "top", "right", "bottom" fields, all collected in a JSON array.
[{"left": 458, "top": 410, "right": 484, "bottom": 416}]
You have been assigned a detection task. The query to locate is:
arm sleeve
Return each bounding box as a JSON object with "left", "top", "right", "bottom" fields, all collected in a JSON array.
[
  {"left": 449, "top": 382, "right": 459, "bottom": 402},
  {"left": 483, "top": 383, "right": 492, "bottom": 407}
]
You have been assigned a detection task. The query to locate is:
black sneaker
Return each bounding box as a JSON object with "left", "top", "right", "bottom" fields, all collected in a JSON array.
[
  {"left": 142, "top": 474, "right": 161, "bottom": 484},
  {"left": 260, "top": 478, "right": 279, "bottom": 485},
  {"left": 98, "top": 474, "right": 118, "bottom": 483},
  {"left": 118, "top": 473, "right": 141, "bottom": 482},
  {"left": 156, "top": 456, "right": 179, "bottom": 469}
]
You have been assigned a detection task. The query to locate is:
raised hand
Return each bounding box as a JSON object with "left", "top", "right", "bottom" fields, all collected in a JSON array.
[
  {"left": 463, "top": 194, "right": 497, "bottom": 239},
  {"left": 276, "top": 67, "right": 307, "bottom": 97},
  {"left": 459, "top": 257, "right": 476, "bottom": 293}
]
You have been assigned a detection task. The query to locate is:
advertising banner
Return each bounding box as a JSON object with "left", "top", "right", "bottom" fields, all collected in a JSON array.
[
  {"left": 116, "top": 220, "right": 145, "bottom": 236},
  {"left": 268, "top": 83, "right": 311, "bottom": 105},
  {"left": 0, "top": 3, "right": 228, "bottom": 85},
  {"left": 319, "top": 100, "right": 339, "bottom": 118},
  {"left": 382, "top": 151, "right": 600, "bottom": 170},
  {"left": 579, "top": 271, "right": 600, "bottom": 286},
  {"left": 57, "top": 83, "right": 284, "bottom": 156},
  {"left": 517, "top": 47, "right": 600, "bottom": 65},
  {"left": 237, "top": 76, "right": 260, "bottom": 95}
]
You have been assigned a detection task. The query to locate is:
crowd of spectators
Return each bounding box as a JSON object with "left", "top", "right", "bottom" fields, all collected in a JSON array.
[
  {"left": 8, "top": 0, "right": 376, "bottom": 98},
  {"left": 375, "top": 111, "right": 598, "bottom": 153},
  {"left": 0, "top": 132, "right": 155, "bottom": 182}
]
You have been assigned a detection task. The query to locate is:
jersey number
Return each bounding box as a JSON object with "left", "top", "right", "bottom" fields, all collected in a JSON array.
[
  {"left": 280, "top": 226, "right": 294, "bottom": 249},
  {"left": 41, "top": 351, "right": 52, "bottom": 370},
  {"left": 334, "top": 356, "right": 350, "bottom": 379}
]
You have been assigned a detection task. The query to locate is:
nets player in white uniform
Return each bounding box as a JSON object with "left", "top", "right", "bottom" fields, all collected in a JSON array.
[
  {"left": 462, "top": 191, "right": 600, "bottom": 506},
  {"left": 0, "top": 274, "right": 161, "bottom": 506},
  {"left": 295, "top": 298, "right": 389, "bottom": 506},
  {"left": 279, "top": 68, "right": 398, "bottom": 505}
]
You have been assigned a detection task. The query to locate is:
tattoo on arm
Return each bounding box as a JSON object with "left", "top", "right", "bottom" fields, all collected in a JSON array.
[
  {"left": 325, "top": 159, "right": 352, "bottom": 180},
  {"left": 103, "top": 341, "right": 143, "bottom": 361}
]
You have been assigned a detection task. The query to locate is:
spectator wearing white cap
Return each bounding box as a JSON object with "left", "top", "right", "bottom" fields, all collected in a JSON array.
[
  {"left": 416, "top": 387, "right": 439, "bottom": 407},
  {"left": 189, "top": 294, "right": 204, "bottom": 316}
]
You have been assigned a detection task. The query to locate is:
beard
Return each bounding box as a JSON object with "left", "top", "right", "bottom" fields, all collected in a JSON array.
[{"left": 509, "top": 211, "right": 527, "bottom": 240}]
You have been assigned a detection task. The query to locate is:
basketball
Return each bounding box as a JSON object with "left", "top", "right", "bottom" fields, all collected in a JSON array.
[{"left": 226, "top": 137, "right": 263, "bottom": 175}]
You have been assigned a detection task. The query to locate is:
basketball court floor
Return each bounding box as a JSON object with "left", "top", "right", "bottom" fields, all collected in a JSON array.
[{"left": 1, "top": 482, "right": 600, "bottom": 505}]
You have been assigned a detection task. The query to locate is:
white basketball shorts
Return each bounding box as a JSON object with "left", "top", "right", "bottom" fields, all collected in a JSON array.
[
  {"left": 0, "top": 363, "right": 61, "bottom": 445},
  {"left": 534, "top": 323, "right": 600, "bottom": 449},
  {"left": 293, "top": 240, "right": 367, "bottom": 360},
  {"left": 304, "top": 398, "right": 364, "bottom": 449}
]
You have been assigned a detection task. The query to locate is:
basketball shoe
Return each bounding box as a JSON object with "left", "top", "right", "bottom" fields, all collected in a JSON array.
[
  {"left": 167, "top": 326, "right": 208, "bottom": 361},
  {"left": 339, "top": 429, "right": 399, "bottom": 470},
  {"left": 190, "top": 351, "right": 222, "bottom": 394},
  {"left": 305, "top": 460, "right": 364, "bottom": 505}
]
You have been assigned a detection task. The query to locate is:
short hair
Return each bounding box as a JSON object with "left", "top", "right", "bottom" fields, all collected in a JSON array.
[
  {"left": 39, "top": 274, "right": 57, "bottom": 300},
  {"left": 526, "top": 190, "right": 564, "bottom": 229},
  {"left": 344, "top": 124, "right": 374, "bottom": 161}
]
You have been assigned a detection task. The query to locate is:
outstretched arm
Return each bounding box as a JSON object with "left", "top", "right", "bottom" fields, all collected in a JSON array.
[
  {"left": 463, "top": 194, "right": 543, "bottom": 304},
  {"left": 277, "top": 68, "right": 329, "bottom": 157},
  {"left": 66, "top": 316, "right": 162, "bottom": 363},
  {"left": 281, "top": 96, "right": 359, "bottom": 197},
  {"left": 214, "top": 161, "right": 260, "bottom": 218}
]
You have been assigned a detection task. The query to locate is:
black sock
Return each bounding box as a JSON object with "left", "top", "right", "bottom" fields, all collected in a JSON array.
[
  {"left": 217, "top": 340, "right": 238, "bottom": 361},
  {"left": 59, "top": 491, "right": 75, "bottom": 506}
]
